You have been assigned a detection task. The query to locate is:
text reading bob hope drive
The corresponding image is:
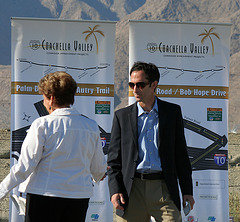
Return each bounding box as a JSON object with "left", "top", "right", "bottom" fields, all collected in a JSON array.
[
  {"left": 129, "top": 85, "right": 228, "bottom": 99},
  {"left": 12, "top": 82, "right": 114, "bottom": 97}
]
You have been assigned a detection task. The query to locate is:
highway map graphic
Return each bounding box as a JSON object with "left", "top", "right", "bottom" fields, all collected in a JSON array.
[
  {"left": 11, "top": 102, "right": 227, "bottom": 171},
  {"left": 11, "top": 101, "right": 110, "bottom": 161},
  {"left": 184, "top": 119, "right": 228, "bottom": 171},
  {"left": 17, "top": 58, "right": 110, "bottom": 79},
  {"left": 158, "top": 65, "right": 225, "bottom": 81}
]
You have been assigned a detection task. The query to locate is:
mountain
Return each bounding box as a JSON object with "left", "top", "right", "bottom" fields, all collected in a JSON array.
[
  {"left": 0, "top": 0, "right": 146, "bottom": 65},
  {"left": 0, "top": 0, "right": 240, "bottom": 131}
]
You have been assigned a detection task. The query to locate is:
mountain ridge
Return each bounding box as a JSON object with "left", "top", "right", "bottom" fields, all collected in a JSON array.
[{"left": 0, "top": 0, "right": 239, "bottom": 131}]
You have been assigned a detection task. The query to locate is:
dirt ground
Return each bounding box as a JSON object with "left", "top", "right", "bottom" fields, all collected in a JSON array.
[
  {"left": 0, "top": 130, "right": 239, "bottom": 221},
  {"left": 0, "top": 129, "right": 10, "bottom": 221}
]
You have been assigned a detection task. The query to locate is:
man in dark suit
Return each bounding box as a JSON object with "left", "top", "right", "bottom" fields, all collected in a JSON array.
[{"left": 107, "top": 62, "right": 195, "bottom": 221}]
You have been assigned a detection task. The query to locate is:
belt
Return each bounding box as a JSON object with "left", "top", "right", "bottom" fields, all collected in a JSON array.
[{"left": 134, "top": 172, "right": 164, "bottom": 180}]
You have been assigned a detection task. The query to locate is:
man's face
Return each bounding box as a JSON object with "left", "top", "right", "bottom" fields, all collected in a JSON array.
[{"left": 130, "top": 70, "right": 156, "bottom": 103}]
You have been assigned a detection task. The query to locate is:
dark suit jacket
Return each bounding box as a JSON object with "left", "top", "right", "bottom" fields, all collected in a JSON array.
[{"left": 107, "top": 98, "right": 193, "bottom": 217}]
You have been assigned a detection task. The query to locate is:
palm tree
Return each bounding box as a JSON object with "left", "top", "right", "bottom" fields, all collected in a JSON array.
[
  {"left": 199, "top": 27, "right": 220, "bottom": 56},
  {"left": 82, "top": 25, "right": 105, "bottom": 54}
]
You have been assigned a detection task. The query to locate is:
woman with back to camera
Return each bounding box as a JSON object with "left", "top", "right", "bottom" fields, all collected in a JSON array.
[{"left": 0, "top": 71, "right": 107, "bottom": 222}]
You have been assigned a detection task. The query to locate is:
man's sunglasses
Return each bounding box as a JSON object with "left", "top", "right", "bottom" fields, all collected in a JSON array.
[{"left": 128, "top": 82, "right": 150, "bottom": 89}]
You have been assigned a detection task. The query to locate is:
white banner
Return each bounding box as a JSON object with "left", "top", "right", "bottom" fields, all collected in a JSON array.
[
  {"left": 11, "top": 17, "right": 115, "bottom": 222},
  {"left": 129, "top": 20, "right": 231, "bottom": 222}
]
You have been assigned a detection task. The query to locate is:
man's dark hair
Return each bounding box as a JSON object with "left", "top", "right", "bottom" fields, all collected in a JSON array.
[{"left": 130, "top": 61, "right": 160, "bottom": 83}]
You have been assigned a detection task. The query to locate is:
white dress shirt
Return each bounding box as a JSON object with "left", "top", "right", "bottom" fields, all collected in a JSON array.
[{"left": 0, "top": 107, "right": 106, "bottom": 199}]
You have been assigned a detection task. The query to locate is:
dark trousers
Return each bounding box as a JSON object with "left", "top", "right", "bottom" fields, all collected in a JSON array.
[{"left": 25, "top": 193, "right": 89, "bottom": 222}]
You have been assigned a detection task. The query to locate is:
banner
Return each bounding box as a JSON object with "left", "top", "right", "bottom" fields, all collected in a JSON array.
[
  {"left": 129, "top": 20, "right": 231, "bottom": 222},
  {"left": 11, "top": 17, "right": 115, "bottom": 222}
]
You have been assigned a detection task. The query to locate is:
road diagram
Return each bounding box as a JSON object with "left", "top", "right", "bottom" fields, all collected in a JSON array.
[
  {"left": 17, "top": 58, "right": 110, "bottom": 79},
  {"left": 158, "top": 65, "right": 225, "bottom": 81},
  {"left": 12, "top": 103, "right": 227, "bottom": 171},
  {"left": 11, "top": 100, "right": 110, "bottom": 161},
  {"left": 184, "top": 119, "right": 228, "bottom": 171}
]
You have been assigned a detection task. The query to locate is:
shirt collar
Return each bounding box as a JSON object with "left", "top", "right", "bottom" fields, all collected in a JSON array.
[
  {"left": 137, "top": 97, "right": 158, "bottom": 117},
  {"left": 50, "top": 107, "right": 79, "bottom": 116}
]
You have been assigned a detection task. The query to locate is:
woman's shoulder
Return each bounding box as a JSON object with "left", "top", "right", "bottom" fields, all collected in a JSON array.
[
  {"left": 28, "top": 115, "right": 50, "bottom": 130},
  {"left": 78, "top": 115, "right": 99, "bottom": 132}
]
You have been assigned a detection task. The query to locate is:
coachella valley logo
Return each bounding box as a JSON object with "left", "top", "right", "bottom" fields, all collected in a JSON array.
[
  {"left": 82, "top": 25, "right": 105, "bottom": 54},
  {"left": 198, "top": 27, "right": 220, "bottom": 56}
]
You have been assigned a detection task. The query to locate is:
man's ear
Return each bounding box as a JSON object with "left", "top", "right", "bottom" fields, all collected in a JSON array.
[{"left": 152, "top": 81, "right": 158, "bottom": 90}]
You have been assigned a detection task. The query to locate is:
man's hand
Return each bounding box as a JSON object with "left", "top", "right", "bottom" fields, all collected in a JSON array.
[
  {"left": 111, "top": 193, "right": 125, "bottom": 211},
  {"left": 183, "top": 195, "right": 195, "bottom": 210}
]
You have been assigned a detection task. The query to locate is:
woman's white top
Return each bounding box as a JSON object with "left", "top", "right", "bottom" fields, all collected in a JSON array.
[{"left": 0, "top": 108, "right": 106, "bottom": 199}]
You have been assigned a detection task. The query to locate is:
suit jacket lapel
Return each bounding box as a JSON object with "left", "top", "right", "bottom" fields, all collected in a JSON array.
[
  {"left": 157, "top": 98, "right": 167, "bottom": 148},
  {"left": 129, "top": 103, "right": 138, "bottom": 149}
]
